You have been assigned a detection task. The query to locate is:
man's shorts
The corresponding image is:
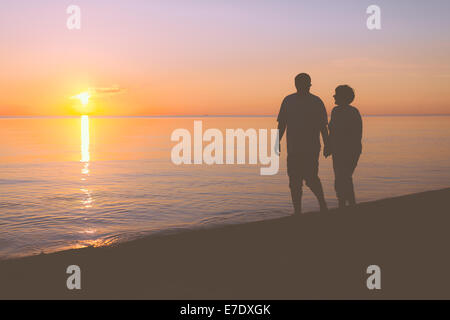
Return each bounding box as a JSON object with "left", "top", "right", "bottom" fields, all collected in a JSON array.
[{"left": 287, "top": 152, "right": 320, "bottom": 178}]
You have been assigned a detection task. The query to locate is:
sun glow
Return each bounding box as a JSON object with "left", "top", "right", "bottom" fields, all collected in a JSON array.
[
  {"left": 72, "top": 92, "right": 91, "bottom": 106},
  {"left": 81, "top": 115, "right": 90, "bottom": 162}
]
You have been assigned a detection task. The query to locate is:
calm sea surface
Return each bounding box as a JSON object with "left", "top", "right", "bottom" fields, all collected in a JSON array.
[{"left": 1, "top": 116, "right": 449, "bottom": 259}]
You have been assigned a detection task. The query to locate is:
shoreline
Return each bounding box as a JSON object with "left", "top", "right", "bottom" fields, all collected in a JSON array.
[{"left": 1, "top": 188, "right": 449, "bottom": 299}]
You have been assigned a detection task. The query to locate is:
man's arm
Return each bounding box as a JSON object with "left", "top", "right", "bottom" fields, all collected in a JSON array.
[
  {"left": 275, "top": 121, "right": 286, "bottom": 155},
  {"left": 278, "top": 121, "right": 286, "bottom": 141},
  {"left": 275, "top": 97, "right": 288, "bottom": 155},
  {"left": 320, "top": 102, "right": 331, "bottom": 158},
  {"left": 318, "top": 99, "right": 330, "bottom": 158},
  {"left": 321, "top": 125, "right": 330, "bottom": 158}
]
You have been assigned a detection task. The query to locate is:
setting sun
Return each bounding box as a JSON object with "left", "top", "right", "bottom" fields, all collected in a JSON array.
[{"left": 72, "top": 92, "right": 91, "bottom": 106}]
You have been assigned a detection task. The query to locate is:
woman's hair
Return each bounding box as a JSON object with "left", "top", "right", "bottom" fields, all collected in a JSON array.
[{"left": 335, "top": 85, "right": 355, "bottom": 104}]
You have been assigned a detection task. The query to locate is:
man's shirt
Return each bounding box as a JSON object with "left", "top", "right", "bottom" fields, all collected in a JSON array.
[{"left": 277, "top": 92, "right": 328, "bottom": 155}]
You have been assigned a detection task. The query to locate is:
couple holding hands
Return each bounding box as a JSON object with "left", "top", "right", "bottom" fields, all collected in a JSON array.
[{"left": 277, "top": 73, "right": 362, "bottom": 214}]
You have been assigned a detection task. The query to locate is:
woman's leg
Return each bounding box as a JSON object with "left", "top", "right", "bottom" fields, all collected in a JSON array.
[
  {"left": 332, "top": 154, "right": 346, "bottom": 207},
  {"left": 347, "top": 153, "right": 361, "bottom": 206}
]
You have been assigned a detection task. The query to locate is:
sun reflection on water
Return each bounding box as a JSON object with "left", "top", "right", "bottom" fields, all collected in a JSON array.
[
  {"left": 80, "top": 115, "right": 93, "bottom": 209},
  {"left": 81, "top": 115, "right": 90, "bottom": 163}
]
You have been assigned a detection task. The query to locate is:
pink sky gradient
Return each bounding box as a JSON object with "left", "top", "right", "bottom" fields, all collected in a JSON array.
[{"left": 1, "top": 0, "right": 449, "bottom": 116}]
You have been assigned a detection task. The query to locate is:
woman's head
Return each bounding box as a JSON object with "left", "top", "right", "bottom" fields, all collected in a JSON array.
[{"left": 334, "top": 85, "right": 355, "bottom": 106}]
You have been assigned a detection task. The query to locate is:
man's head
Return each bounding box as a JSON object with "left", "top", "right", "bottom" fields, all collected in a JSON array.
[
  {"left": 334, "top": 85, "right": 355, "bottom": 106},
  {"left": 295, "top": 73, "right": 312, "bottom": 92}
]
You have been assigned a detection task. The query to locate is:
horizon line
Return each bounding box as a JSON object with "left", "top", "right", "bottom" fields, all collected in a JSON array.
[{"left": 0, "top": 113, "right": 449, "bottom": 119}]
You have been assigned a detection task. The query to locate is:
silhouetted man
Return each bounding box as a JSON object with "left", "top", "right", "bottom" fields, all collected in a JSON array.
[{"left": 277, "top": 73, "right": 329, "bottom": 214}]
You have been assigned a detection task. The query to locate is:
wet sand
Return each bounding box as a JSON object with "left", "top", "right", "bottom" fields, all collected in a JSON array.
[{"left": 1, "top": 188, "right": 449, "bottom": 299}]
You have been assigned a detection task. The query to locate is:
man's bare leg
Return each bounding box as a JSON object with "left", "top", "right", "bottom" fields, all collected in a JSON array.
[
  {"left": 289, "top": 176, "right": 303, "bottom": 214},
  {"left": 306, "top": 176, "right": 328, "bottom": 212}
]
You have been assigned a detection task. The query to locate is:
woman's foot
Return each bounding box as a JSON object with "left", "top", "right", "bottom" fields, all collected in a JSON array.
[{"left": 319, "top": 201, "right": 328, "bottom": 212}]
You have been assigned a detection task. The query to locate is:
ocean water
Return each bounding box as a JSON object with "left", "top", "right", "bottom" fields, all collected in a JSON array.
[{"left": 0, "top": 116, "right": 449, "bottom": 259}]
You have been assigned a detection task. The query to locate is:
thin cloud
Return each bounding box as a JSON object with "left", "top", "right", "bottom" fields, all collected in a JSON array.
[{"left": 90, "top": 85, "right": 126, "bottom": 96}]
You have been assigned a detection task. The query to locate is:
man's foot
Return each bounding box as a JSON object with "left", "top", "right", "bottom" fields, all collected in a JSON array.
[
  {"left": 292, "top": 201, "right": 302, "bottom": 215},
  {"left": 338, "top": 199, "right": 346, "bottom": 209}
]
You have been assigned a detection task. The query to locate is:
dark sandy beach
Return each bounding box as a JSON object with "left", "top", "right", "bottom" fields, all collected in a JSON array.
[{"left": 1, "top": 188, "right": 449, "bottom": 300}]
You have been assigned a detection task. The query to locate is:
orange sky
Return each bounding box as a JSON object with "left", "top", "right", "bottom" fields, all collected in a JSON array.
[{"left": 0, "top": 0, "right": 449, "bottom": 116}]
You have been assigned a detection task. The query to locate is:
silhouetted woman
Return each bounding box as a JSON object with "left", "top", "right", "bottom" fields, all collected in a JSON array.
[{"left": 328, "top": 85, "right": 362, "bottom": 208}]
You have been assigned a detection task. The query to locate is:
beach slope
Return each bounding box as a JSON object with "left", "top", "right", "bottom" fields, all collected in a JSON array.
[{"left": 1, "top": 188, "right": 449, "bottom": 299}]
